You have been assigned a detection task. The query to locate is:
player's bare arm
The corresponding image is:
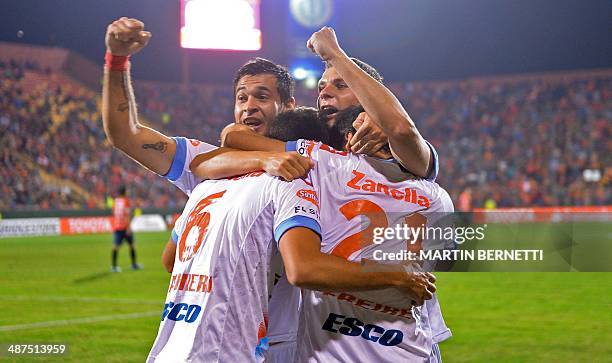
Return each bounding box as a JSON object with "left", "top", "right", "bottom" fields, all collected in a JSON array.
[
  {"left": 307, "top": 27, "right": 433, "bottom": 178},
  {"left": 191, "top": 149, "right": 311, "bottom": 181},
  {"left": 102, "top": 17, "right": 177, "bottom": 175},
  {"left": 279, "top": 227, "right": 436, "bottom": 306},
  {"left": 190, "top": 123, "right": 311, "bottom": 181},
  {"left": 161, "top": 239, "right": 176, "bottom": 273},
  {"left": 220, "top": 123, "right": 285, "bottom": 151}
]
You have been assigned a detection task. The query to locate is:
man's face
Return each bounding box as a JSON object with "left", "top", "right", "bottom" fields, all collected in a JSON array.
[
  {"left": 317, "top": 67, "right": 360, "bottom": 126},
  {"left": 234, "top": 74, "right": 292, "bottom": 135}
]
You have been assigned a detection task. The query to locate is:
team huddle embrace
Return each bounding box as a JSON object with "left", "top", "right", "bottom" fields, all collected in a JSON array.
[{"left": 103, "top": 17, "right": 454, "bottom": 363}]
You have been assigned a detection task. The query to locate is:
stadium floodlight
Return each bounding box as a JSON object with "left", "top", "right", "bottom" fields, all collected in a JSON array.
[
  {"left": 304, "top": 75, "right": 318, "bottom": 89},
  {"left": 181, "top": 0, "right": 261, "bottom": 50},
  {"left": 292, "top": 67, "right": 308, "bottom": 80}
]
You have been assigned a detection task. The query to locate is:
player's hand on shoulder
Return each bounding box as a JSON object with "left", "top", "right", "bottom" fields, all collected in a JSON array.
[
  {"left": 106, "top": 17, "right": 152, "bottom": 56},
  {"left": 350, "top": 112, "right": 388, "bottom": 155},
  {"left": 307, "top": 26, "right": 344, "bottom": 62},
  {"left": 261, "top": 151, "right": 313, "bottom": 181}
]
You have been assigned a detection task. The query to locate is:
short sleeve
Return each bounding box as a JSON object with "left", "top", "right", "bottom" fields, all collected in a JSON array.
[
  {"left": 424, "top": 140, "right": 439, "bottom": 182},
  {"left": 287, "top": 139, "right": 321, "bottom": 161},
  {"left": 272, "top": 178, "right": 322, "bottom": 245},
  {"left": 163, "top": 137, "right": 217, "bottom": 196},
  {"left": 170, "top": 209, "right": 188, "bottom": 245},
  {"left": 170, "top": 229, "right": 180, "bottom": 244},
  {"left": 285, "top": 141, "right": 297, "bottom": 152}
]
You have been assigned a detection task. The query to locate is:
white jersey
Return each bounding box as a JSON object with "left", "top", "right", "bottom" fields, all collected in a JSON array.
[
  {"left": 147, "top": 171, "right": 321, "bottom": 363},
  {"left": 289, "top": 140, "right": 454, "bottom": 362},
  {"left": 162, "top": 136, "right": 300, "bottom": 344},
  {"left": 263, "top": 138, "right": 441, "bottom": 348},
  {"left": 164, "top": 137, "right": 217, "bottom": 196}
]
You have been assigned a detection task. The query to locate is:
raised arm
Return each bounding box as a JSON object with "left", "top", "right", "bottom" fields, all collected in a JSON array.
[
  {"left": 307, "top": 27, "right": 433, "bottom": 178},
  {"left": 102, "top": 17, "right": 176, "bottom": 175},
  {"left": 279, "top": 227, "right": 436, "bottom": 306}
]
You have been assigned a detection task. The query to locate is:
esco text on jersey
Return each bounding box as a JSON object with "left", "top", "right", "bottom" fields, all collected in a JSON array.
[
  {"left": 322, "top": 313, "right": 404, "bottom": 346},
  {"left": 162, "top": 301, "right": 202, "bottom": 323}
]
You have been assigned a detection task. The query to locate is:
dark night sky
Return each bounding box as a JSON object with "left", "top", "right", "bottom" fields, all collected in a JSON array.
[{"left": 1, "top": 0, "right": 610, "bottom": 83}]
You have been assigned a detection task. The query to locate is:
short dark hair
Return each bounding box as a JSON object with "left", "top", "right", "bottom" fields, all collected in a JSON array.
[
  {"left": 325, "top": 57, "right": 383, "bottom": 84},
  {"left": 266, "top": 107, "right": 329, "bottom": 144},
  {"left": 330, "top": 105, "right": 390, "bottom": 153},
  {"left": 233, "top": 58, "right": 295, "bottom": 104},
  {"left": 118, "top": 185, "right": 127, "bottom": 196},
  {"left": 329, "top": 105, "right": 363, "bottom": 149}
]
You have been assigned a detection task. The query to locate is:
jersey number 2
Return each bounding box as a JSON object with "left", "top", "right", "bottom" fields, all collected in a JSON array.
[{"left": 331, "top": 200, "right": 426, "bottom": 260}]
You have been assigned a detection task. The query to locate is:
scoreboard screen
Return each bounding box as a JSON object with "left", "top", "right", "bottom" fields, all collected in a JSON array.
[{"left": 180, "top": 0, "right": 261, "bottom": 50}]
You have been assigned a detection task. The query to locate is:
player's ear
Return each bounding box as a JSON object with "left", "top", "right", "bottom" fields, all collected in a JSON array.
[
  {"left": 343, "top": 132, "right": 354, "bottom": 152},
  {"left": 283, "top": 97, "right": 296, "bottom": 111}
]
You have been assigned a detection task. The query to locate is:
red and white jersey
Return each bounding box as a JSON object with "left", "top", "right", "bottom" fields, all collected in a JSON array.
[
  {"left": 289, "top": 140, "right": 454, "bottom": 362},
  {"left": 147, "top": 172, "right": 321, "bottom": 363},
  {"left": 112, "top": 197, "right": 131, "bottom": 231}
]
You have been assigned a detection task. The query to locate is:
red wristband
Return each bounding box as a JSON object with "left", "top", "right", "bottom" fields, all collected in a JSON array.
[{"left": 105, "top": 52, "right": 130, "bottom": 72}]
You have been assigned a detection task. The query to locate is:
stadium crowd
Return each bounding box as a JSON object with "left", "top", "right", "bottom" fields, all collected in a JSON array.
[
  {"left": 135, "top": 81, "right": 232, "bottom": 145},
  {"left": 1, "top": 59, "right": 609, "bottom": 211},
  {"left": 394, "top": 76, "right": 611, "bottom": 208},
  {"left": 0, "top": 60, "right": 187, "bottom": 211}
]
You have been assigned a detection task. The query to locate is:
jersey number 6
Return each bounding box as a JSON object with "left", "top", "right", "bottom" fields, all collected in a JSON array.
[{"left": 178, "top": 190, "right": 226, "bottom": 262}]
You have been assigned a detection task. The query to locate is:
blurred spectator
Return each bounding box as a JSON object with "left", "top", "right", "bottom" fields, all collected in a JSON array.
[
  {"left": 0, "top": 60, "right": 188, "bottom": 211},
  {"left": 1, "top": 58, "right": 610, "bottom": 211},
  {"left": 458, "top": 188, "right": 473, "bottom": 212},
  {"left": 395, "top": 75, "right": 611, "bottom": 208}
]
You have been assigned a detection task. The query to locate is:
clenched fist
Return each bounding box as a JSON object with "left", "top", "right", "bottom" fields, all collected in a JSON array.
[
  {"left": 306, "top": 26, "right": 345, "bottom": 62},
  {"left": 105, "top": 17, "right": 152, "bottom": 56}
]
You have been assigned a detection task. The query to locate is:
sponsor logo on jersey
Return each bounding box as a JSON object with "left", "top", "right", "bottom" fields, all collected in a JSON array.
[
  {"left": 296, "top": 189, "right": 319, "bottom": 208},
  {"left": 168, "top": 273, "right": 213, "bottom": 293},
  {"left": 322, "top": 292, "right": 414, "bottom": 319},
  {"left": 189, "top": 139, "right": 201, "bottom": 147},
  {"left": 347, "top": 170, "right": 431, "bottom": 208},
  {"left": 322, "top": 313, "right": 404, "bottom": 346},
  {"left": 297, "top": 140, "right": 348, "bottom": 158},
  {"left": 162, "top": 301, "right": 202, "bottom": 323},
  {"left": 297, "top": 139, "right": 317, "bottom": 157}
]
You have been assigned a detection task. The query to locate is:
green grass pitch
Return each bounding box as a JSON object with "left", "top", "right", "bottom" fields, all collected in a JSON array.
[{"left": 0, "top": 229, "right": 610, "bottom": 362}]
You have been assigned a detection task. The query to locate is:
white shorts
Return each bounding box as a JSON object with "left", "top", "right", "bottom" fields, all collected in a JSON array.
[
  {"left": 266, "top": 341, "right": 297, "bottom": 363},
  {"left": 428, "top": 344, "right": 442, "bottom": 363}
]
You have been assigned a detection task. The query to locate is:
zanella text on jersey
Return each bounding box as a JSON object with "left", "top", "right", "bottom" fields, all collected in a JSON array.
[{"left": 347, "top": 170, "right": 431, "bottom": 208}]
